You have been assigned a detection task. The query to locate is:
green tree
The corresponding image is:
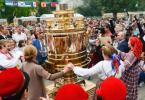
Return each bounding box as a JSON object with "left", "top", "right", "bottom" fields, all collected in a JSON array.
[
  {"left": 0, "top": 0, "right": 4, "bottom": 7},
  {"left": 97, "top": 0, "right": 136, "bottom": 18},
  {"left": 137, "top": 0, "right": 145, "bottom": 11},
  {"left": 0, "top": 0, "right": 5, "bottom": 18},
  {"left": 76, "top": 0, "right": 145, "bottom": 18}
]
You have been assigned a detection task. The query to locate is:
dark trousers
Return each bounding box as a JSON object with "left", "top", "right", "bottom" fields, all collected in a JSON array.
[{"left": 139, "top": 72, "right": 145, "bottom": 84}]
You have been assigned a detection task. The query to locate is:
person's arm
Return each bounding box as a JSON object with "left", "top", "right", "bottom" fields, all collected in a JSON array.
[
  {"left": 118, "top": 51, "right": 127, "bottom": 61},
  {"left": 49, "top": 72, "right": 64, "bottom": 80},
  {"left": 116, "top": 60, "right": 125, "bottom": 78},
  {"left": 138, "top": 60, "right": 145, "bottom": 72},
  {"left": 24, "top": 33, "right": 27, "bottom": 41},
  {"left": 73, "top": 61, "right": 102, "bottom": 77},
  {"left": 122, "top": 52, "right": 137, "bottom": 70},
  {"left": 35, "top": 64, "right": 71, "bottom": 80},
  {"left": 40, "top": 96, "right": 49, "bottom": 100},
  {"left": 35, "top": 66, "right": 64, "bottom": 80},
  {"left": 136, "top": 21, "right": 144, "bottom": 37}
]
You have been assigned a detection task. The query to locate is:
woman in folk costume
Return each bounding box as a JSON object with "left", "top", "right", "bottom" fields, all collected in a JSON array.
[
  {"left": 119, "top": 37, "right": 143, "bottom": 100},
  {"left": 68, "top": 45, "right": 124, "bottom": 80}
]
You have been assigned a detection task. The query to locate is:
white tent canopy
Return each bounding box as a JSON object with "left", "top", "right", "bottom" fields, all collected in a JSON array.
[
  {"left": 41, "top": 14, "right": 54, "bottom": 18},
  {"left": 0, "top": 19, "right": 7, "bottom": 23},
  {"left": 74, "top": 13, "right": 84, "bottom": 18},
  {"left": 19, "top": 16, "right": 38, "bottom": 22},
  {"left": 40, "top": 14, "right": 55, "bottom": 21},
  {"left": 40, "top": 13, "right": 84, "bottom": 21},
  {"left": 0, "top": 19, "right": 7, "bottom": 25}
]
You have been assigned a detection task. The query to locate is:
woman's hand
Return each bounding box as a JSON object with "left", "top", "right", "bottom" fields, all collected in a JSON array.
[
  {"left": 63, "top": 63, "right": 74, "bottom": 73},
  {"left": 40, "top": 97, "right": 49, "bottom": 100},
  {"left": 40, "top": 95, "right": 49, "bottom": 100}
]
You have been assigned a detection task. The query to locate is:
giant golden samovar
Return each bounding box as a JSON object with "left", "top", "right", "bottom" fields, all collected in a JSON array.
[{"left": 45, "top": 4, "right": 90, "bottom": 84}]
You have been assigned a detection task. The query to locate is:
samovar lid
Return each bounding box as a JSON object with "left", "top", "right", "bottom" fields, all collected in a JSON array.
[{"left": 56, "top": 4, "right": 68, "bottom": 11}]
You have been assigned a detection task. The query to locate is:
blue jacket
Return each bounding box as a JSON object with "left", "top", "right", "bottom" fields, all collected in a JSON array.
[
  {"left": 117, "top": 40, "right": 130, "bottom": 53},
  {"left": 32, "top": 39, "right": 47, "bottom": 64}
]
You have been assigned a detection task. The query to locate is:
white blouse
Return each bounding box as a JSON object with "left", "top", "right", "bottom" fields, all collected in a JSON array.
[
  {"left": 0, "top": 51, "right": 23, "bottom": 68},
  {"left": 73, "top": 60, "right": 125, "bottom": 80}
]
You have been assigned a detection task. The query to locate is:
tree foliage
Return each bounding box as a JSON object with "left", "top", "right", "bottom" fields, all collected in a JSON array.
[
  {"left": 1, "top": 0, "right": 145, "bottom": 20},
  {"left": 76, "top": 0, "right": 145, "bottom": 17}
]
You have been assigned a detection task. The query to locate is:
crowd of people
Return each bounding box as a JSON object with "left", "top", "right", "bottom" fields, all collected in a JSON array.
[{"left": 0, "top": 15, "right": 145, "bottom": 100}]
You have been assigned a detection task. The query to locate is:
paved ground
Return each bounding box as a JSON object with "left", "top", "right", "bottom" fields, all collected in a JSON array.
[
  {"left": 138, "top": 86, "right": 145, "bottom": 100},
  {"left": 44, "top": 79, "right": 145, "bottom": 100}
]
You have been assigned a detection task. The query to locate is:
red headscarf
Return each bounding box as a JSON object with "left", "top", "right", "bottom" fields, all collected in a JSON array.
[
  {"left": 129, "top": 37, "right": 143, "bottom": 59},
  {"left": 55, "top": 84, "right": 88, "bottom": 100}
]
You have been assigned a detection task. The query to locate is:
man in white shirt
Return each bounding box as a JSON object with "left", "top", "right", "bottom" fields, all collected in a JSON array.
[{"left": 12, "top": 27, "right": 27, "bottom": 44}]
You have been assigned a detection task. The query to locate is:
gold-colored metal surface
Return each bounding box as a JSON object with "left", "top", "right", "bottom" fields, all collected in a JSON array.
[{"left": 45, "top": 4, "right": 90, "bottom": 84}]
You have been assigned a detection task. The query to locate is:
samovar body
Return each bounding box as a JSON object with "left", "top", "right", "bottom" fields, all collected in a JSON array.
[{"left": 45, "top": 4, "right": 90, "bottom": 84}]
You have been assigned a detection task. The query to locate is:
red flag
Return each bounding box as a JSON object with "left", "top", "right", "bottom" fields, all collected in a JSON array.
[
  {"left": 51, "top": 2, "right": 58, "bottom": 7},
  {"left": 41, "top": 2, "right": 47, "bottom": 7}
]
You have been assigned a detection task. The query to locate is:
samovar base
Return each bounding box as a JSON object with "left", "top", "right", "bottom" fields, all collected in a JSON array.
[{"left": 54, "top": 77, "right": 86, "bottom": 87}]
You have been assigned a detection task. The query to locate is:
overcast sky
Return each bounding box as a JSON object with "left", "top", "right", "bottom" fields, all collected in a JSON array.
[{"left": 58, "top": 0, "right": 84, "bottom": 8}]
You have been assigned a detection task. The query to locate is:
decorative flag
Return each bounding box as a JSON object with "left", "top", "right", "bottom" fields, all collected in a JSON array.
[
  {"left": 41, "top": 2, "right": 47, "bottom": 7},
  {"left": 13, "top": 1, "right": 18, "bottom": 6},
  {"left": 17, "top": 1, "right": 31, "bottom": 7},
  {"left": 5, "top": 2, "right": 13, "bottom": 6},
  {"left": 51, "top": 2, "right": 58, "bottom": 7},
  {"left": 17, "top": 1, "right": 25, "bottom": 7},
  {"left": 33, "top": 2, "right": 38, "bottom": 7},
  {"left": 24, "top": 2, "right": 32, "bottom": 7}
]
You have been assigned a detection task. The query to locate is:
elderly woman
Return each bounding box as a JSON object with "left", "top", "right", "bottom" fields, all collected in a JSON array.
[
  {"left": 22, "top": 45, "right": 71, "bottom": 100},
  {"left": 120, "top": 37, "right": 143, "bottom": 100}
]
